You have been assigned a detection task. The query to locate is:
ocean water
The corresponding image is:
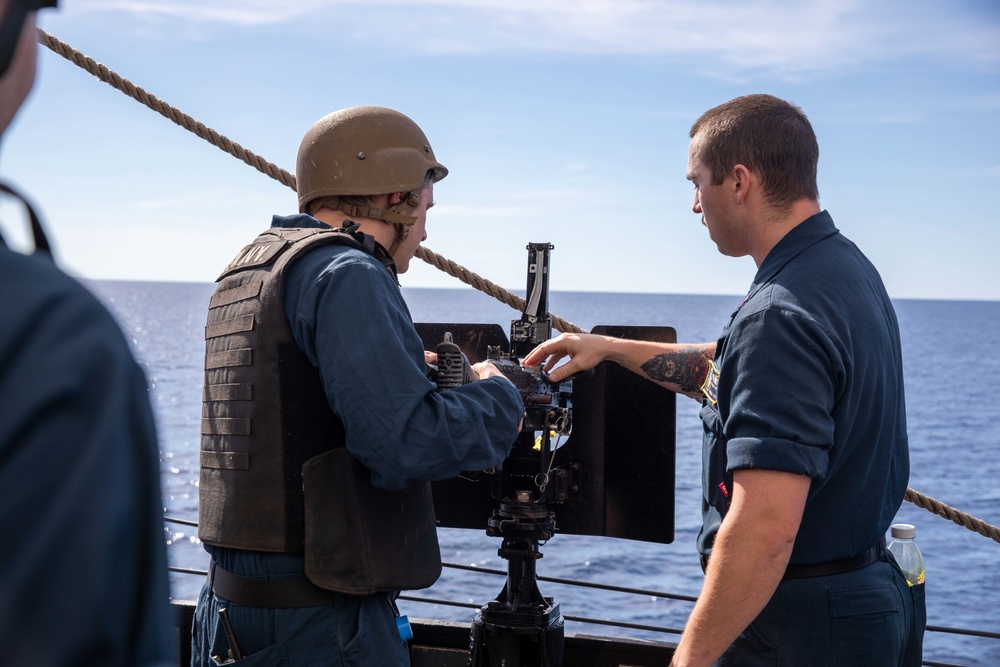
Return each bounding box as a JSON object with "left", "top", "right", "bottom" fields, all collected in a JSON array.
[{"left": 87, "top": 280, "right": 1000, "bottom": 667}]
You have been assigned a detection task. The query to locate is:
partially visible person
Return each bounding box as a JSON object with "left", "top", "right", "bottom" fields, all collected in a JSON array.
[
  {"left": 190, "top": 106, "right": 523, "bottom": 666},
  {"left": 525, "top": 94, "right": 923, "bottom": 666},
  {"left": 0, "top": 1, "right": 175, "bottom": 664}
]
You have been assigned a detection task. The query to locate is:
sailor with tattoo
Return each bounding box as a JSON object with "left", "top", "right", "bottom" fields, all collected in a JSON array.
[{"left": 523, "top": 94, "right": 922, "bottom": 667}]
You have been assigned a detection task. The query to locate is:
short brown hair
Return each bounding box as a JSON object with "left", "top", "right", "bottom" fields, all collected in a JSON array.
[{"left": 690, "top": 94, "right": 819, "bottom": 209}]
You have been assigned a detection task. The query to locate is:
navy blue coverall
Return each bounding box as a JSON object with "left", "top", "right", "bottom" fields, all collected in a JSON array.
[
  {"left": 192, "top": 215, "right": 522, "bottom": 666},
  {"left": 0, "top": 224, "right": 174, "bottom": 666}
]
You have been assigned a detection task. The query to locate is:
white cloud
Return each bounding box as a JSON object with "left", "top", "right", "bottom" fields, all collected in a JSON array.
[
  {"left": 74, "top": 0, "right": 1000, "bottom": 75},
  {"left": 77, "top": 0, "right": 331, "bottom": 25}
]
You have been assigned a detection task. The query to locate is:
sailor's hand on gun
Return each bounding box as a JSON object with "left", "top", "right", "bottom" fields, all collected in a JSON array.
[
  {"left": 470, "top": 361, "right": 525, "bottom": 433},
  {"left": 427, "top": 345, "right": 511, "bottom": 383},
  {"left": 471, "top": 360, "right": 508, "bottom": 381},
  {"left": 522, "top": 333, "right": 614, "bottom": 382}
]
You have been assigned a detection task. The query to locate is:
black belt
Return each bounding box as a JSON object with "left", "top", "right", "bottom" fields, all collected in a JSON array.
[
  {"left": 699, "top": 538, "right": 886, "bottom": 580},
  {"left": 210, "top": 563, "right": 340, "bottom": 608}
]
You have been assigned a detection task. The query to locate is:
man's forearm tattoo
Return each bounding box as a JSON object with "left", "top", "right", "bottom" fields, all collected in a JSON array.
[{"left": 640, "top": 346, "right": 712, "bottom": 394}]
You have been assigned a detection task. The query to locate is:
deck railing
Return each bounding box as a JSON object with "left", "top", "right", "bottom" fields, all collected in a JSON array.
[{"left": 165, "top": 516, "right": 999, "bottom": 667}]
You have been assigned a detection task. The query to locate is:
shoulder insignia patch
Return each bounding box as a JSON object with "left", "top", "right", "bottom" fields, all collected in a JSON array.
[{"left": 700, "top": 359, "right": 720, "bottom": 406}]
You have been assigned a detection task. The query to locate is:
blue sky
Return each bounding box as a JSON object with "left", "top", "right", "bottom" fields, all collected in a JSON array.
[{"left": 2, "top": 0, "right": 998, "bottom": 300}]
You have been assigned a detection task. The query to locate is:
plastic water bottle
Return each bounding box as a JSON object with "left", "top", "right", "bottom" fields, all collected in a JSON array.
[{"left": 887, "top": 523, "right": 925, "bottom": 586}]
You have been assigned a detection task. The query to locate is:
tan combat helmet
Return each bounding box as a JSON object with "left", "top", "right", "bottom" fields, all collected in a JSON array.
[{"left": 295, "top": 106, "right": 448, "bottom": 226}]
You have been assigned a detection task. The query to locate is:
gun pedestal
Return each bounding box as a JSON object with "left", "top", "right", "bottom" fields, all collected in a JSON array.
[{"left": 469, "top": 492, "right": 564, "bottom": 667}]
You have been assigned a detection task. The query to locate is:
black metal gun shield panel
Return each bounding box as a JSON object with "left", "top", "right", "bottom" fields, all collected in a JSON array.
[
  {"left": 414, "top": 322, "right": 676, "bottom": 545},
  {"left": 565, "top": 325, "right": 676, "bottom": 544}
]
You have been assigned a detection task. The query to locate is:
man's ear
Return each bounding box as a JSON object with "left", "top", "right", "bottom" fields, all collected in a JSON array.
[
  {"left": 732, "top": 164, "right": 752, "bottom": 204},
  {"left": 387, "top": 192, "right": 405, "bottom": 206}
]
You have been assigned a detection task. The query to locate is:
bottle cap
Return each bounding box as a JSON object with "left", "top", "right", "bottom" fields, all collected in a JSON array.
[{"left": 891, "top": 523, "right": 916, "bottom": 539}]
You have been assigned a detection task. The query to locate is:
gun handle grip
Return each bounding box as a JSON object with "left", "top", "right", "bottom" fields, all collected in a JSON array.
[{"left": 435, "top": 337, "right": 465, "bottom": 390}]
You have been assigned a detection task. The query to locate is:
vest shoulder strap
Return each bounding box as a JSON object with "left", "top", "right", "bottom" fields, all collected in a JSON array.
[{"left": 216, "top": 226, "right": 371, "bottom": 282}]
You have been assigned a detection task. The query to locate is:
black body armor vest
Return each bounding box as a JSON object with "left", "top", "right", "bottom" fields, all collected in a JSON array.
[{"left": 198, "top": 226, "right": 441, "bottom": 594}]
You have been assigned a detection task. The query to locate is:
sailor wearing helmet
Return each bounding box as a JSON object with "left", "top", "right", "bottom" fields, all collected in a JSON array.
[{"left": 191, "top": 107, "right": 523, "bottom": 666}]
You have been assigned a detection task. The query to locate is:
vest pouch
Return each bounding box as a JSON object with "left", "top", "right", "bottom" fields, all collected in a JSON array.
[{"left": 302, "top": 447, "right": 442, "bottom": 595}]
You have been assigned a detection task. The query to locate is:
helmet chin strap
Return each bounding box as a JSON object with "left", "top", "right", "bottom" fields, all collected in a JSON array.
[
  {"left": 334, "top": 201, "right": 415, "bottom": 226},
  {"left": 332, "top": 189, "right": 419, "bottom": 225},
  {"left": 318, "top": 190, "right": 421, "bottom": 257},
  {"left": 387, "top": 223, "right": 408, "bottom": 257},
  {"left": 361, "top": 190, "right": 421, "bottom": 257}
]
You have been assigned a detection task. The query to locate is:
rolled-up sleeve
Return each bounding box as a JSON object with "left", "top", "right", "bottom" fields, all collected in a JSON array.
[{"left": 721, "top": 308, "right": 842, "bottom": 480}]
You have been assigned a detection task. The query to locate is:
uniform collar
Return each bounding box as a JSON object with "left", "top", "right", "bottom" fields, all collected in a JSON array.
[
  {"left": 270, "top": 213, "right": 325, "bottom": 230},
  {"left": 751, "top": 210, "right": 839, "bottom": 291},
  {"left": 269, "top": 213, "right": 398, "bottom": 281}
]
